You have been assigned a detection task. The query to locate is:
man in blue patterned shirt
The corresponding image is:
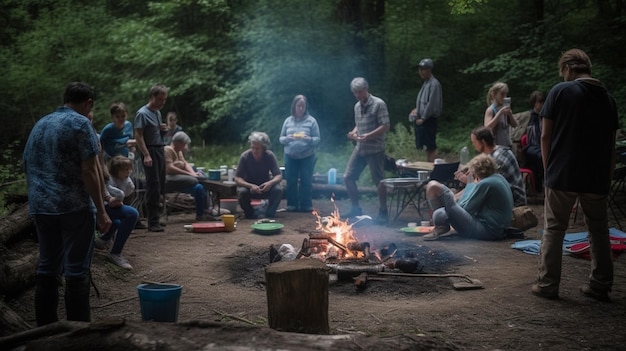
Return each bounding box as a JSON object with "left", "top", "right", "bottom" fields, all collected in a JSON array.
[
  {"left": 23, "top": 82, "right": 112, "bottom": 326},
  {"left": 343, "top": 77, "right": 390, "bottom": 223}
]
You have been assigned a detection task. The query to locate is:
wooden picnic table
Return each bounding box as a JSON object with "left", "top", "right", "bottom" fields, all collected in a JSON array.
[
  {"left": 199, "top": 179, "right": 237, "bottom": 210},
  {"left": 400, "top": 161, "right": 434, "bottom": 172}
]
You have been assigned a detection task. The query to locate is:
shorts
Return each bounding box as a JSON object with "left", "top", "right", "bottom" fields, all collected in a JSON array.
[{"left": 414, "top": 118, "right": 438, "bottom": 151}]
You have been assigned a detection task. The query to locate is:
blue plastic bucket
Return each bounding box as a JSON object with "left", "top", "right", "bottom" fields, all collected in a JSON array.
[{"left": 137, "top": 283, "right": 182, "bottom": 322}]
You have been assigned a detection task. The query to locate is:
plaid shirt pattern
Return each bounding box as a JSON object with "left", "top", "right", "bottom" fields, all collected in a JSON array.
[
  {"left": 491, "top": 146, "right": 526, "bottom": 206},
  {"left": 354, "top": 94, "right": 390, "bottom": 155}
]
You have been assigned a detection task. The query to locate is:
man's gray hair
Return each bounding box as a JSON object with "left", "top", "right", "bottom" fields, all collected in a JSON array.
[
  {"left": 350, "top": 77, "right": 369, "bottom": 92},
  {"left": 248, "top": 131, "right": 271, "bottom": 149},
  {"left": 172, "top": 131, "right": 191, "bottom": 145}
]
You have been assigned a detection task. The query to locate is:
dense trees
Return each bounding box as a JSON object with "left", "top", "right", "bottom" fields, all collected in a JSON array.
[{"left": 1, "top": 0, "right": 624, "bottom": 155}]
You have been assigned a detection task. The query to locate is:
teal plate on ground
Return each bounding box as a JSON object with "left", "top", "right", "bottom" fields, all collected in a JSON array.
[{"left": 251, "top": 222, "right": 284, "bottom": 235}]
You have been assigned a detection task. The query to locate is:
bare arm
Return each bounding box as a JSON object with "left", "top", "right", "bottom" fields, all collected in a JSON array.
[
  {"left": 540, "top": 118, "right": 553, "bottom": 171},
  {"left": 357, "top": 124, "right": 390, "bottom": 141},
  {"left": 81, "top": 156, "right": 112, "bottom": 233},
  {"left": 134, "top": 128, "right": 153, "bottom": 167}
]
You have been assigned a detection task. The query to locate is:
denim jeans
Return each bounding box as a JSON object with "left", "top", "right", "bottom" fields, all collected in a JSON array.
[
  {"left": 285, "top": 154, "right": 316, "bottom": 210},
  {"left": 238, "top": 184, "right": 283, "bottom": 218},
  {"left": 166, "top": 175, "right": 207, "bottom": 217},
  {"left": 429, "top": 184, "right": 497, "bottom": 240},
  {"left": 102, "top": 204, "right": 139, "bottom": 255},
  {"left": 34, "top": 209, "right": 95, "bottom": 279}
]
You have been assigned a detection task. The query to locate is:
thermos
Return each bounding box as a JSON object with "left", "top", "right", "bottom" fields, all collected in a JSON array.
[{"left": 328, "top": 168, "right": 337, "bottom": 184}]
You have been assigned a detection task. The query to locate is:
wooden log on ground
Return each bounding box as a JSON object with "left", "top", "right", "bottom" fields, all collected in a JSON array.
[
  {"left": 0, "top": 300, "right": 32, "bottom": 336},
  {"left": 264, "top": 258, "right": 329, "bottom": 334},
  {"left": 0, "top": 204, "right": 34, "bottom": 246},
  {"left": 0, "top": 250, "right": 38, "bottom": 296}
]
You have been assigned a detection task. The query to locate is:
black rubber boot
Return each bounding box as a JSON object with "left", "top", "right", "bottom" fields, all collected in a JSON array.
[
  {"left": 35, "top": 275, "right": 60, "bottom": 326},
  {"left": 147, "top": 205, "right": 164, "bottom": 232},
  {"left": 64, "top": 275, "right": 91, "bottom": 322}
]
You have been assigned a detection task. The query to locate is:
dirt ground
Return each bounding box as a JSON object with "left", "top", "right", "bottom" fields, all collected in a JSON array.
[{"left": 6, "top": 195, "right": 626, "bottom": 350}]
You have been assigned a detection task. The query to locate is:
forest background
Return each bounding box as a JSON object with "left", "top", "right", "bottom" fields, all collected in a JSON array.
[{"left": 1, "top": 0, "right": 625, "bottom": 212}]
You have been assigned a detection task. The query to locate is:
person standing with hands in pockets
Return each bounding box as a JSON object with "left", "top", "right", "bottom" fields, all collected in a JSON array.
[
  {"left": 24, "top": 82, "right": 112, "bottom": 326},
  {"left": 134, "top": 84, "right": 169, "bottom": 232},
  {"left": 410, "top": 58, "right": 442, "bottom": 162},
  {"left": 532, "top": 48, "right": 619, "bottom": 302}
]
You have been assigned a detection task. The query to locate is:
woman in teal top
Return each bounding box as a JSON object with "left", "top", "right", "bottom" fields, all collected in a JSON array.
[{"left": 423, "top": 154, "right": 513, "bottom": 241}]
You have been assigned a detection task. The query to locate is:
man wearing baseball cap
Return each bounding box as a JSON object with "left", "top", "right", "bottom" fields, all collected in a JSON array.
[{"left": 409, "top": 58, "right": 442, "bottom": 162}]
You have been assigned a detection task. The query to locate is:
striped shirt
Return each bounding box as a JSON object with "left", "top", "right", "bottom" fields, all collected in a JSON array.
[{"left": 491, "top": 146, "right": 526, "bottom": 206}]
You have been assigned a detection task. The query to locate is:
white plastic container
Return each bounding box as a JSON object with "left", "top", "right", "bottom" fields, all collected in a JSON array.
[
  {"left": 328, "top": 168, "right": 337, "bottom": 184},
  {"left": 227, "top": 169, "right": 234, "bottom": 182}
]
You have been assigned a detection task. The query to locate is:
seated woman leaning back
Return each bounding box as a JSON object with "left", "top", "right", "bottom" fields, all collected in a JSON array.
[{"left": 422, "top": 153, "right": 513, "bottom": 241}]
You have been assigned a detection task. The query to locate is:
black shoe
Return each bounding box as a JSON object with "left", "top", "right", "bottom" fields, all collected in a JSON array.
[
  {"left": 374, "top": 210, "right": 388, "bottom": 225},
  {"left": 148, "top": 224, "right": 164, "bottom": 232},
  {"left": 580, "top": 284, "right": 611, "bottom": 302}
]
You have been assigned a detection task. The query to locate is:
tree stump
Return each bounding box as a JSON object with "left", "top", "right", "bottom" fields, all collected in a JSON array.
[{"left": 264, "top": 258, "right": 329, "bottom": 334}]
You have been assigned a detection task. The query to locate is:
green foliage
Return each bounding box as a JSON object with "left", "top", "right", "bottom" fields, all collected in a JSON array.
[{"left": 0, "top": 142, "right": 27, "bottom": 216}]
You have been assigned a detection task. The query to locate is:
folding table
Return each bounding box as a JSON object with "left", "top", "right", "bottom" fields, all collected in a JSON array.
[{"left": 381, "top": 177, "right": 425, "bottom": 223}]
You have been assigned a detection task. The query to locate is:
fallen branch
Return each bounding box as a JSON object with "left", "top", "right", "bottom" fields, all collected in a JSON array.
[
  {"left": 93, "top": 295, "right": 138, "bottom": 308},
  {"left": 213, "top": 310, "right": 256, "bottom": 326}
]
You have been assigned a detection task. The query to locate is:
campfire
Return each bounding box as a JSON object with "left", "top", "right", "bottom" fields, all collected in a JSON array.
[{"left": 268, "top": 198, "right": 482, "bottom": 291}]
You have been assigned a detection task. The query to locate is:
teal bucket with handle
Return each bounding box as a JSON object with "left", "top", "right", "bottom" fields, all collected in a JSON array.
[{"left": 137, "top": 283, "right": 182, "bottom": 322}]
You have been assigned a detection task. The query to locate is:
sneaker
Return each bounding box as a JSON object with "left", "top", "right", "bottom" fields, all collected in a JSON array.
[
  {"left": 531, "top": 284, "right": 559, "bottom": 299},
  {"left": 94, "top": 237, "right": 110, "bottom": 251},
  {"left": 210, "top": 208, "right": 231, "bottom": 216},
  {"left": 286, "top": 206, "right": 298, "bottom": 212},
  {"left": 374, "top": 209, "right": 388, "bottom": 225},
  {"left": 342, "top": 207, "right": 363, "bottom": 219},
  {"left": 134, "top": 221, "right": 148, "bottom": 230},
  {"left": 580, "top": 284, "right": 610, "bottom": 302},
  {"left": 148, "top": 224, "right": 164, "bottom": 232},
  {"left": 422, "top": 225, "right": 453, "bottom": 241},
  {"left": 108, "top": 253, "right": 133, "bottom": 269}
]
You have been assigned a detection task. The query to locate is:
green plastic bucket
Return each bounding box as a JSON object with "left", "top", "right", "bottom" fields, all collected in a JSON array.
[{"left": 137, "top": 283, "right": 182, "bottom": 322}]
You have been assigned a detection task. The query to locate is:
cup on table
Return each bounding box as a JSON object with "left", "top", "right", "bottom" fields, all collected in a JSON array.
[
  {"left": 421, "top": 220, "right": 430, "bottom": 227},
  {"left": 222, "top": 214, "right": 236, "bottom": 232},
  {"left": 407, "top": 222, "right": 417, "bottom": 228}
]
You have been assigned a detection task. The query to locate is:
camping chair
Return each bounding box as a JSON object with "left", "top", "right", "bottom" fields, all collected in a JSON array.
[
  {"left": 572, "top": 166, "right": 626, "bottom": 230},
  {"left": 413, "top": 161, "right": 461, "bottom": 217}
]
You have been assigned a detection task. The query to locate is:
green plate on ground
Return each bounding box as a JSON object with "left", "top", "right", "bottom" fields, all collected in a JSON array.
[
  {"left": 400, "top": 226, "right": 434, "bottom": 236},
  {"left": 251, "top": 222, "right": 284, "bottom": 234}
]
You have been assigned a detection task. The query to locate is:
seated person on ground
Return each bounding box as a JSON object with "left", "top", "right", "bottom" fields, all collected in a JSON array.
[
  {"left": 458, "top": 126, "right": 526, "bottom": 207},
  {"left": 95, "top": 155, "right": 139, "bottom": 269},
  {"left": 164, "top": 131, "right": 212, "bottom": 221},
  {"left": 423, "top": 154, "right": 513, "bottom": 241},
  {"left": 235, "top": 131, "right": 283, "bottom": 219}
]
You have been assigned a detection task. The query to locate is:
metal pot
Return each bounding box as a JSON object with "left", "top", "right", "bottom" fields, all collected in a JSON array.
[{"left": 416, "top": 171, "right": 430, "bottom": 181}]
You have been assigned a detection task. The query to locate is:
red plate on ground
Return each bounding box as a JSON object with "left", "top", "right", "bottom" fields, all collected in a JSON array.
[{"left": 186, "top": 222, "right": 226, "bottom": 233}]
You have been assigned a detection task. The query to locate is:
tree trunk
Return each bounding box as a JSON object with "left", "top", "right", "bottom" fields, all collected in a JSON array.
[{"left": 264, "top": 258, "right": 329, "bottom": 334}]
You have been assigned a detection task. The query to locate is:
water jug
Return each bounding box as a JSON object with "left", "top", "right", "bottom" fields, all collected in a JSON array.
[
  {"left": 460, "top": 146, "right": 469, "bottom": 165},
  {"left": 328, "top": 168, "right": 337, "bottom": 184}
]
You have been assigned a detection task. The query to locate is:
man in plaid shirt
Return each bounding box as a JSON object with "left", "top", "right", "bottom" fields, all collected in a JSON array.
[{"left": 343, "top": 77, "right": 391, "bottom": 223}]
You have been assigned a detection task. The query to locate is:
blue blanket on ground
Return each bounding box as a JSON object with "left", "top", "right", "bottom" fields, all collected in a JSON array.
[{"left": 511, "top": 228, "right": 626, "bottom": 255}]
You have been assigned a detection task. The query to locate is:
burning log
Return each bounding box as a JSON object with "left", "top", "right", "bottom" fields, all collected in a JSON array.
[{"left": 264, "top": 258, "right": 329, "bottom": 334}]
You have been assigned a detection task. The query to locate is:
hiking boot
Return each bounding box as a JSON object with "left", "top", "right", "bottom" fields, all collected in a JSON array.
[
  {"left": 580, "top": 284, "right": 610, "bottom": 302},
  {"left": 148, "top": 224, "right": 164, "bottom": 232},
  {"left": 94, "top": 238, "right": 110, "bottom": 251},
  {"left": 108, "top": 253, "right": 133, "bottom": 270},
  {"left": 531, "top": 284, "right": 559, "bottom": 299},
  {"left": 422, "top": 225, "right": 453, "bottom": 241},
  {"left": 374, "top": 209, "right": 388, "bottom": 225},
  {"left": 342, "top": 207, "right": 363, "bottom": 219}
]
